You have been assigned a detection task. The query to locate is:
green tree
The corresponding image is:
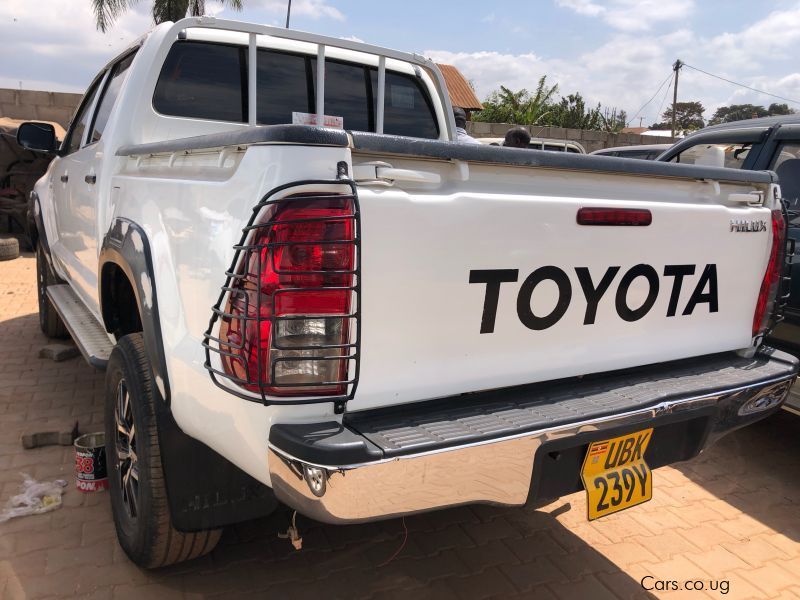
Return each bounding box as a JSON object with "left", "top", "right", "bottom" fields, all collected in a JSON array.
[
  {"left": 550, "top": 93, "right": 602, "bottom": 130},
  {"left": 768, "top": 103, "right": 794, "bottom": 116},
  {"left": 708, "top": 104, "right": 768, "bottom": 125},
  {"left": 473, "top": 76, "right": 559, "bottom": 125},
  {"left": 651, "top": 101, "right": 705, "bottom": 132},
  {"left": 93, "top": 0, "right": 243, "bottom": 32}
]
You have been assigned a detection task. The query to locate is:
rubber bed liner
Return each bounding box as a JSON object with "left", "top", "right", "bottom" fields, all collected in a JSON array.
[{"left": 344, "top": 349, "right": 796, "bottom": 457}]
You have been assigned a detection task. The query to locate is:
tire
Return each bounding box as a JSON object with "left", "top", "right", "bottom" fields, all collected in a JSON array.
[
  {"left": 36, "top": 242, "right": 69, "bottom": 339},
  {"left": 36, "top": 243, "right": 70, "bottom": 339},
  {"left": 105, "top": 333, "right": 222, "bottom": 568},
  {"left": 0, "top": 237, "right": 19, "bottom": 261}
]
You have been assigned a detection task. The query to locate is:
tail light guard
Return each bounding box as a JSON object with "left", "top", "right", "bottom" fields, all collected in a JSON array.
[{"left": 203, "top": 174, "right": 361, "bottom": 413}]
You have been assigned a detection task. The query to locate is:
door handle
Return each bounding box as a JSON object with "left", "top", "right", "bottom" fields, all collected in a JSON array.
[
  {"left": 85, "top": 174, "right": 96, "bottom": 185},
  {"left": 60, "top": 174, "right": 68, "bottom": 183}
]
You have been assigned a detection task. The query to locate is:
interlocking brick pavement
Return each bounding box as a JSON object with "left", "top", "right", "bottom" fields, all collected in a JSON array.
[{"left": 0, "top": 252, "right": 799, "bottom": 599}]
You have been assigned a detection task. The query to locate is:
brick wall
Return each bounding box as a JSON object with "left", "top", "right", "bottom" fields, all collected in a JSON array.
[
  {"left": 0, "top": 88, "right": 81, "bottom": 127},
  {"left": 465, "top": 121, "right": 675, "bottom": 152}
]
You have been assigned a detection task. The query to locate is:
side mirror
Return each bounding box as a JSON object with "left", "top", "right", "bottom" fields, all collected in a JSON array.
[{"left": 16, "top": 122, "right": 58, "bottom": 154}]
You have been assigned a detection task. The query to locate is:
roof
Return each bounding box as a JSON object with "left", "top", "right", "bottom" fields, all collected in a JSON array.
[
  {"left": 621, "top": 127, "right": 649, "bottom": 134},
  {"left": 700, "top": 114, "right": 800, "bottom": 132},
  {"left": 436, "top": 64, "right": 483, "bottom": 111}
]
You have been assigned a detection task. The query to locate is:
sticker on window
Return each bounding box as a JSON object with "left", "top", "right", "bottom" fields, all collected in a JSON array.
[
  {"left": 390, "top": 85, "right": 415, "bottom": 110},
  {"left": 292, "top": 112, "right": 344, "bottom": 129}
]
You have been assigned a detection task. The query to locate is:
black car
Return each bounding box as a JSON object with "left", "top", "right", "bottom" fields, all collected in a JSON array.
[{"left": 658, "top": 115, "right": 800, "bottom": 414}]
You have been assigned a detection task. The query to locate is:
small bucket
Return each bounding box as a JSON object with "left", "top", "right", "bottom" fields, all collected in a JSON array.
[{"left": 74, "top": 432, "right": 109, "bottom": 492}]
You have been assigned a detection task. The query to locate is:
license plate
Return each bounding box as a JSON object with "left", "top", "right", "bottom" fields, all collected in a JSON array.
[{"left": 580, "top": 428, "right": 653, "bottom": 520}]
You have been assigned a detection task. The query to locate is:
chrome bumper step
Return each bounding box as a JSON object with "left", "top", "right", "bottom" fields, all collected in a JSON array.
[{"left": 46, "top": 285, "right": 113, "bottom": 369}]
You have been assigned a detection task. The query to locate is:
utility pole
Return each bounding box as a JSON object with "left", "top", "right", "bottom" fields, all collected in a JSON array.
[
  {"left": 285, "top": 0, "right": 292, "bottom": 28},
  {"left": 671, "top": 59, "right": 682, "bottom": 138}
]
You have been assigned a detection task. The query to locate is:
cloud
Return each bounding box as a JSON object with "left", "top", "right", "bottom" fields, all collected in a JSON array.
[
  {"left": 705, "top": 5, "right": 800, "bottom": 70},
  {"left": 555, "top": 0, "right": 694, "bottom": 32},
  {"left": 250, "top": 0, "right": 344, "bottom": 21},
  {"left": 555, "top": 0, "right": 604, "bottom": 17}
]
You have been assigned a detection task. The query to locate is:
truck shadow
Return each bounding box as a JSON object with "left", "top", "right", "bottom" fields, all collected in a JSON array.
[
  {"left": 672, "top": 409, "right": 800, "bottom": 543},
  {"left": 169, "top": 503, "right": 657, "bottom": 599}
]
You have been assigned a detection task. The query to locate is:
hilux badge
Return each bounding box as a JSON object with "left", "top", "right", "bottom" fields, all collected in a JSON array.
[{"left": 730, "top": 219, "right": 767, "bottom": 233}]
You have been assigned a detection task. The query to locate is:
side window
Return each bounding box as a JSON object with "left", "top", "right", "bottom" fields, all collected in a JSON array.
[
  {"left": 89, "top": 52, "right": 137, "bottom": 144},
  {"left": 669, "top": 143, "right": 751, "bottom": 169},
  {"left": 256, "top": 50, "right": 311, "bottom": 125},
  {"left": 153, "top": 42, "right": 245, "bottom": 122},
  {"left": 370, "top": 70, "right": 439, "bottom": 139},
  {"left": 771, "top": 143, "right": 800, "bottom": 209},
  {"left": 64, "top": 77, "right": 103, "bottom": 155},
  {"left": 312, "top": 59, "right": 371, "bottom": 132}
]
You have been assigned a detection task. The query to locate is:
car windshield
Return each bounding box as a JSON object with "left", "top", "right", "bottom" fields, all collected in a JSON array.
[{"left": 669, "top": 143, "right": 751, "bottom": 169}]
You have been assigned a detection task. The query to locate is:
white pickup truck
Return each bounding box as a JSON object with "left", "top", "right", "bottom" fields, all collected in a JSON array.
[{"left": 17, "top": 17, "right": 798, "bottom": 568}]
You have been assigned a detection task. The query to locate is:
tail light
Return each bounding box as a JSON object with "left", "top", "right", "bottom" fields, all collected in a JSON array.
[
  {"left": 213, "top": 191, "right": 358, "bottom": 398},
  {"left": 752, "top": 208, "right": 786, "bottom": 338}
]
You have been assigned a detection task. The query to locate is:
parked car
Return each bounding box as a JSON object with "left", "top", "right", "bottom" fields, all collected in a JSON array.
[
  {"left": 477, "top": 136, "right": 586, "bottom": 153},
  {"left": 17, "top": 17, "right": 797, "bottom": 568},
  {"left": 591, "top": 143, "right": 672, "bottom": 160},
  {"left": 657, "top": 115, "right": 800, "bottom": 414}
]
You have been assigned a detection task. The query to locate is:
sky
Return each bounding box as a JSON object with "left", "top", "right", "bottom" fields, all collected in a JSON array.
[{"left": 2, "top": 0, "right": 800, "bottom": 126}]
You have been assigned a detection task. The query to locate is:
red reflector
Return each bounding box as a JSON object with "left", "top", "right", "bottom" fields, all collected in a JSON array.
[
  {"left": 752, "top": 208, "right": 786, "bottom": 338},
  {"left": 577, "top": 207, "right": 652, "bottom": 226}
]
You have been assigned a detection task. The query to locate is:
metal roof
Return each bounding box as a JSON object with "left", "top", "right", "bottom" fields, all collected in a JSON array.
[{"left": 436, "top": 64, "right": 483, "bottom": 111}]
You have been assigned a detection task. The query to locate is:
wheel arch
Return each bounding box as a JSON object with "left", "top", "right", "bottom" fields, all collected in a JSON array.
[{"left": 99, "top": 218, "right": 171, "bottom": 405}]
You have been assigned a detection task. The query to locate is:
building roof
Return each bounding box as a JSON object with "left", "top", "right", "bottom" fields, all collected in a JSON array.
[{"left": 436, "top": 64, "right": 483, "bottom": 111}]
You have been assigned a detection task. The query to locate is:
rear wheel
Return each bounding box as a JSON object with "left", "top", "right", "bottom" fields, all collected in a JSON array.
[
  {"left": 105, "top": 333, "right": 221, "bottom": 568},
  {"left": 36, "top": 242, "right": 69, "bottom": 338}
]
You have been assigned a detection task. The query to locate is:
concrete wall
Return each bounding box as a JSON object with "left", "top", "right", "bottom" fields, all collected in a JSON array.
[
  {"left": 465, "top": 121, "right": 675, "bottom": 152},
  {"left": 0, "top": 88, "right": 82, "bottom": 127}
]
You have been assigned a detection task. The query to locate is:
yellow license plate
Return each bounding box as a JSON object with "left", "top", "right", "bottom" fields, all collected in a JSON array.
[{"left": 580, "top": 428, "right": 653, "bottom": 520}]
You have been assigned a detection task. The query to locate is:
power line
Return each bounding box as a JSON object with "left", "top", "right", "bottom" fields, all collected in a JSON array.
[
  {"left": 682, "top": 63, "right": 800, "bottom": 106},
  {"left": 655, "top": 71, "right": 674, "bottom": 123},
  {"left": 627, "top": 71, "right": 674, "bottom": 127}
]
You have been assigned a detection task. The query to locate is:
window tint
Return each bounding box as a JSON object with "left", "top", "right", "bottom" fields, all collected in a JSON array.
[
  {"left": 257, "top": 50, "right": 311, "bottom": 125},
  {"left": 370, "top": 70, "right": 439, "bottom": 139},
  {"left": 90, "top": 52, "right": 136, "bottom": 144},
  {"left": 670, "top": 143, "right": 751, "bottom": 169},
  {"left": 152, "top": 41, "right": 440, "bottom": 138},
  {"left": 312, "top": 59, "right": 370, "bottom": 132},
  {"left": 64, "top": 78, "right": 102, "bottom": 155},
  {"left": 154, "top": 42, "right": 245, "bottom": 122}
]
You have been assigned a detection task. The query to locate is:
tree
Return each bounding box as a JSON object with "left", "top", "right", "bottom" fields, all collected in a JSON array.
[
  {"left": 708, "top": 104, "right": 768, "bottom": 125},
  {"left": 768, "top": 103, "right": 794, "bottom": 116},
  {"left": 654, "top": 101, "right": 705, "bottom": 132},
  {"left": 708, "top": 102, "right": 795, "bottom": 125},
  {"left": 550, "top": 93, "right": 602, "bottom": 130},
  {"left": 93, "top": 0, "right": 243, "bottom": 32},
  {"left": 473, "top": 76, "right": 559, "bottom": 125}
]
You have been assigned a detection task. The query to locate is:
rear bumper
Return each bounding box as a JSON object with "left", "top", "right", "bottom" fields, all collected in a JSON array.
[{"left": 267, "top": 349, "right": 798, "bottom": 524}]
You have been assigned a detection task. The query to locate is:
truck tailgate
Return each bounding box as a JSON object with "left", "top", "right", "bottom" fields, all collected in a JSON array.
[{"left": 352, "top": 158, "right": 774, "bottom": 411}]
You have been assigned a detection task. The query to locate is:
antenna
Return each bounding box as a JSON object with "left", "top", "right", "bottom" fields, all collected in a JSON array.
[{"left": 285, "top": 0, "right": 292, "bottom": 28}]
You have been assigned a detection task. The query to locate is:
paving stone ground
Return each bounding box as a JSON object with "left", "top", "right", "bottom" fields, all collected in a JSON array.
[{"left": 0, "top": 252, "right": 799, "bottom": 600}]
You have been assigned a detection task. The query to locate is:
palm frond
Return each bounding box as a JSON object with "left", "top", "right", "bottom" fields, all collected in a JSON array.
[{"left": 92, "top": 0, "right": 129, "bottom": 32}]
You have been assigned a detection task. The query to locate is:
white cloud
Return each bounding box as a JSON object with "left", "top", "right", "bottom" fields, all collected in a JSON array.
[
  {"left": 705, "top": 5, "right": 800, "bottom": 70},
  {"left": 250, "top": 0, "right": 344, "bottom": 21},
  {"left": 555, "top": 0, "right": 604, "bottom": 17},
  {"left": 556, "top": 0, "right": 694, "bottom": 32}
]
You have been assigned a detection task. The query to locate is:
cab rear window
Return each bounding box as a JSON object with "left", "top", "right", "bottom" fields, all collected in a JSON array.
[{"left": 153, "top": 41, "right": 439, "bottom": 139}]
